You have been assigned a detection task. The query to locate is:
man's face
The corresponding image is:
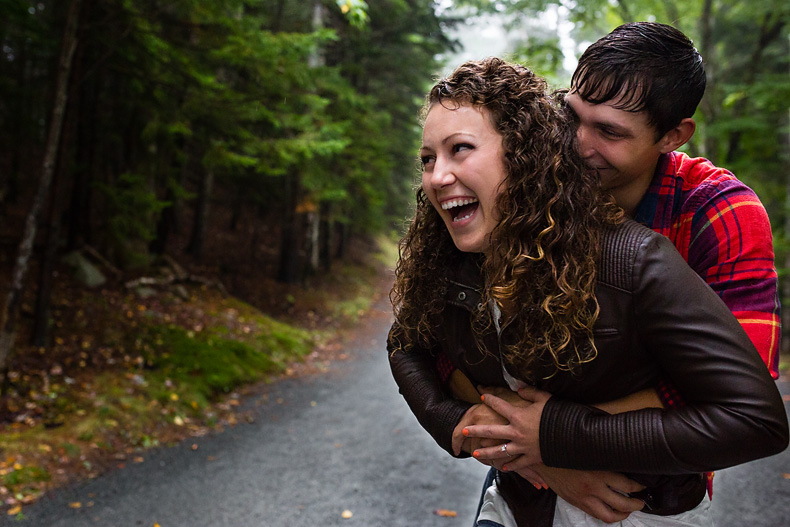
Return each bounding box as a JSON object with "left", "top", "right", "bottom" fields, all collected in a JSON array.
[{"left": 565, "top": 90, "right": 669, "bottom": 212}]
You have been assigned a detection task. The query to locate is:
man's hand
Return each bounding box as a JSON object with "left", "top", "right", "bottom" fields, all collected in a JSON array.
[
  {"left": 533, "top": 465, "right": 646, "bottom": 523},
  {"left": 463, "top": 386, "right": 550, "bottom": 468},
  {"left": 452, "top": 403, "right": 508, "bottom": 456}
]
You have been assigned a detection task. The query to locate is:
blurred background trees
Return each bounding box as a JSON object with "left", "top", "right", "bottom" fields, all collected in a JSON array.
[
  {"left": 0, "top": 0, "right": 788, "bottom": 374},
  {"left": 0, "top": 0, "right": 454, "bottom": 374}
]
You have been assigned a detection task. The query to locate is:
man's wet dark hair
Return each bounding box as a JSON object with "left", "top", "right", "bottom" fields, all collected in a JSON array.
[{"left": 571, "top": 22, "right": 706, "bottom": 140}]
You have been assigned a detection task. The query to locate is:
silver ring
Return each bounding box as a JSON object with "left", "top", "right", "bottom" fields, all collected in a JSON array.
[{"left": 501, "top": 443, "right": 513, "bottom": 457}]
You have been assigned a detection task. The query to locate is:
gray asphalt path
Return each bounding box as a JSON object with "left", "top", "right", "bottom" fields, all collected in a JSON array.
[
  {"left": 12, "top": 299, "right": 489, "bottom": 527},
  {"left": 710, "top": 378, "right": 790, "bottom": 527},
  {"left": 10, "top": 298, "right": 790, "bottom": 527}
]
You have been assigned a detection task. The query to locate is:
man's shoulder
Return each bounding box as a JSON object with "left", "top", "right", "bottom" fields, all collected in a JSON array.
[
  {"left": 660, "top": 152, "right": 765, "bottom": 216},
  {"left": 669, "top": 151, "right": 749, "bottom": 193}
]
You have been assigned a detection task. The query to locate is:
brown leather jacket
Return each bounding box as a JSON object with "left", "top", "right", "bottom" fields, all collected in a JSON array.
[{"left": 388, "top": 220, "right": 788, "bottom": 521}]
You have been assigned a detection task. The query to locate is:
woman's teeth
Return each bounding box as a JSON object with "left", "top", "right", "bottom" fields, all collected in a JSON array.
[
  {"left": 440, "top": 197, "right": 479, "bottom": 223},
  {"left": 441, "top": 198, "right": 478, "bottom": 210},
  {"left": 453, "top": 210, "right": 475, "bottom": 222}
]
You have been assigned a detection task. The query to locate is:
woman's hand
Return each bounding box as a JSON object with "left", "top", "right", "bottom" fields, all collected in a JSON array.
[
  {"left": 451, "top": 402, "right": 507, "bottom": 456},
  {"left": 463, "top": 386, "right": 550, "bottom": 469}
]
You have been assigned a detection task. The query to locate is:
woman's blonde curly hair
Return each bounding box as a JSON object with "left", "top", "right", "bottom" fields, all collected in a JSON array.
[{"left": 390, "top": 58, "right": 622, "bottom": 380}]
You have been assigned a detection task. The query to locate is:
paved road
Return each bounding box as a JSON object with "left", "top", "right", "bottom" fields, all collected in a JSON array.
[
  {"left": 711, "top": 377, "right": 790, "bottom": 527},
  {"left": 12, "top": 298, "right": 790, "bottom": 527},
  {"left": 14, "top": 299, "right": 489, "bottom": 527}
]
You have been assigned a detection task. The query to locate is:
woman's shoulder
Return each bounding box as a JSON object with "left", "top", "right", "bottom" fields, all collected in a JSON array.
[
  {"left": 598, "top": 220, "right": 676, "bottom": 290},
  {"left": 600, "top": 218, "right": 659, "bottom": 247}
]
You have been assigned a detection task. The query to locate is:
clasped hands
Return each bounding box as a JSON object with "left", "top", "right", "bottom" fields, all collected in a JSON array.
[
  {"left": 452, "top": 385, "right": 647, "bottom": 523},
  {"left": 452, "top": 385, "right": 547, "bottom": 479}
]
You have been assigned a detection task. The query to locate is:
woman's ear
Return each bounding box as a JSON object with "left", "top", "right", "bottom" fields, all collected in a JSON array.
[{"left": 658, "top": 118, "right": 696, "bottom": 153}]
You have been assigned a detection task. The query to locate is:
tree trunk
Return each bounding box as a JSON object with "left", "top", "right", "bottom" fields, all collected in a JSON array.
[
  {"left": 782, "top": 33, "right": 790, "bottom": 356},
  {"left": 336, "top": 221, "right": 349, "bottom": 261},
  {"left": 308, "top": 209, "right": 320, "bottom": 275},
  {"left": 319, "top": 201, "right": 332, "bottom": 271},
  {"left": 724, "top": 16, "right": 785, "bottom": 163},
  {"left": 32, "top": 221, "right": 61, "bottom": 348},
  {"left": 150, "top": 184, "right": 177, "bottom": 256},
  {"left": 186, "top": 167, "right": 214, "bottom": 260},
  {"left": 0, "top": 0, "right": 82, "bottom": 388},
  {"left": 783, "top": 173, "right": 790, "bottom": 356},
  {"left": 276, "top": 173, "right": 304, "bottom": 284},
  {"left": 698, "top": 0, "right": 716, "bottom": 159},
  {"left": 33, "top": 66, "right": 80, "bottom": 346},
  {"left": 275, "top": 0, "right": 325, "bottom": 284},
  {"left": 66, "top": 0, "right": 94, "bottom": 251}
]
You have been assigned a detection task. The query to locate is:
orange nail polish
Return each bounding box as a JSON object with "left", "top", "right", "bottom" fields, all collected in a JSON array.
[
  {"left": 502, "top": 465, "right": 509, "bottom": 472},
  {"left": 462, "top": 428, "right": 469, "bottom": 437},
  {"left": 533, "top": 483, "right": 541, "bottom": 490},
  {"left": 473, "top": 451, "right": 480, "bottom": 458},
  {"left": 481, "top": 394, "right": 485, "bottom": 402}
]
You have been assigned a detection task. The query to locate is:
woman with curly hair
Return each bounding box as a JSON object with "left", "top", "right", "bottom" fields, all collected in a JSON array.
[{"left": 387, "top": 58, "right": 787, "bottom": 527}]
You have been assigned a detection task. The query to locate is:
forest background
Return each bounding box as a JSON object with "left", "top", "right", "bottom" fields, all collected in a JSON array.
[{"left": 0, "top": 0, "right": 788, "bottom": 516}]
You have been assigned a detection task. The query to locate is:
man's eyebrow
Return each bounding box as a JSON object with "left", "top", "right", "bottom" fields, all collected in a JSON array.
[{"left": 596, "top": 120, "right": 632, "bottom": 134}]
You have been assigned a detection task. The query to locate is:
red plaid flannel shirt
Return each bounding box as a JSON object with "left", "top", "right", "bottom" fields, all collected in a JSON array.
[{"left": 634, "top": 152, "right": 780, "bottom": 382}]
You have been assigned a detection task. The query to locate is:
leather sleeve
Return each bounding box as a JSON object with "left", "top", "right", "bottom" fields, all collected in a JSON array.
[
  {"left": 387, "top": 322, "right": 472, "bottom": 457},
  {"left": 540, "top": 227, "right": 789, "bottom": 474}
]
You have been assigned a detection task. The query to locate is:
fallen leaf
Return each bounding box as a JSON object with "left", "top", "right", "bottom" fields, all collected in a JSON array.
[
  {"left": 782, "top": 473, "right": 790, "bottom": 479},
  {"left": 69, "top": 502, "right": 82, "bottom": 509},
  {"left": 435, "top": 509, "right": 458, "bottom": 517},
  {"left": 341, "top": 509, "right": 353, "bottom": 519},
  {"left": 7, "top": 506, "right": 21, "bottom": 516}
]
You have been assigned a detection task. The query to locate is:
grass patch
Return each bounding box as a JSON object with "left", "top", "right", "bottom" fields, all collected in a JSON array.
[
  {"left": 140, "top": 314, "right": 314, "bottom": 401},
  {"left": 2, "top": 465, "right": 50, "bottom": 487}
]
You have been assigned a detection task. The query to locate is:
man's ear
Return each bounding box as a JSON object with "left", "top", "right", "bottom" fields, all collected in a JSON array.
[{"left": 658, "top": 118, "right": 696, "bottom": 153}]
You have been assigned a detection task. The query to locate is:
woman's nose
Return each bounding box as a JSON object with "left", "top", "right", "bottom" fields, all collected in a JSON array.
[{"left": 427, "top": 158, "right": 456, "bottom": 188}]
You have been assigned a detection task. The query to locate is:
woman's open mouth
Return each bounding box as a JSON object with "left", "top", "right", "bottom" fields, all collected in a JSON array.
[{"left": 442, "top": 198, "right": 479, "bottom": 223}]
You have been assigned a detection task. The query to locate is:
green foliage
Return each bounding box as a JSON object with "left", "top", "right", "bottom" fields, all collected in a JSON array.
[
  {"left": 140, "top": 320, "right": 313, "bottom": 400},
  {"left": 335, "top": 0, "right": 369, "bottom": 28},
  {"left": 96, "top": 173, "right": 171, "bottom": 269},
  {"left": 2, "top": 465, "right": 51, "bottom": 487},
  {"left": 0, "top": 0, "right": 454, "bottom": 282}
]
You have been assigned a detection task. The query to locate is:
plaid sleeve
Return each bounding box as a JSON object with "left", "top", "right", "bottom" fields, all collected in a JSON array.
[
  {"left": 436, "top": 350, "right": 455, "bottom": 384},
  {"left": 684, "top": 178, "right": 781, "bottom": 379}
]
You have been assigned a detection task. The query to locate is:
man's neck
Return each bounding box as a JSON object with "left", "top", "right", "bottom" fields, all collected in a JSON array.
[{"left": 611, "top": 169, "right": 656, "bottom": 218}]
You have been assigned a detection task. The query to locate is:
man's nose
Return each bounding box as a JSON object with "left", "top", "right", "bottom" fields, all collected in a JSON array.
[{"left": 576, "top": 126, "right": 595, "bottom": 158}]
